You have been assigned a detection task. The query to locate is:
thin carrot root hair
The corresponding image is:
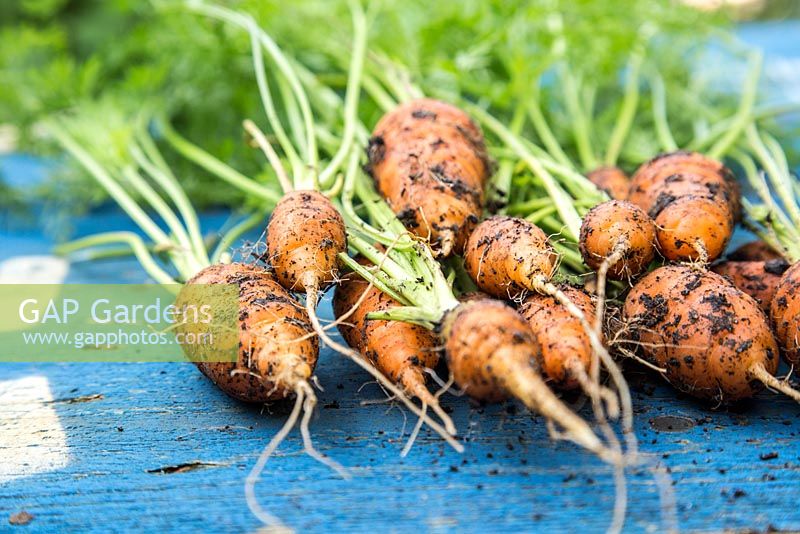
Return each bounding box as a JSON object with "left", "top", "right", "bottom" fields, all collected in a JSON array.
[
  {"left": 297, "top": 381, "right": 350, "bottom": 478},
  {"left": 405, "top": 377, "right": 456, "bottom": 435},
  {"left": 401, "top": 403, "right": 427, "bottom": 457},
  {"left": 402, "top": 369, "right": 457, "bottom": 457},
  {"left": 594, "top": 240, "right": 628, "bottom": 335},
  {"left": 304, "top": 287, "right": 463, "bottom": 451},
  {"left": 689, "top": 239, "right": 710, "bottom": 268},
  {"left": 245, "top": 379, "right": 345, "bottom": 531},
  {"left": 533, "top": 278, "right": 638, "bottom": 458},
  {"left": 573, "top": 365, "right": 620, "bottom": 420}
]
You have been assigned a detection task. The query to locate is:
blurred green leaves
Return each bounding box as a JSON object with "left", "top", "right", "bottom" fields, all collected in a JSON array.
[{"left": 0, "top": 0, "right": 755, "bottom": 214}]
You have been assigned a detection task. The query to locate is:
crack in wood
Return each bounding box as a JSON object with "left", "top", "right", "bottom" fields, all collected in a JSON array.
[{"left": 146, "top": 461, "right": 223, "bottom": 475}]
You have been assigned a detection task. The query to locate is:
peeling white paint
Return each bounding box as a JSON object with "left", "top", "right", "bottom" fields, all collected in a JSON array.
[
  {"left": 0, "top": 256, "right": 69, "bottom": 284},
  {"left": 0, "top": 376, "right": 69, "bottom": 484}
]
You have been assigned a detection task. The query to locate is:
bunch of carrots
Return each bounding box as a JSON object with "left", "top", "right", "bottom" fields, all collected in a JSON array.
[{"left": 45, "top": 1, "right": 800, "bottom": 531}]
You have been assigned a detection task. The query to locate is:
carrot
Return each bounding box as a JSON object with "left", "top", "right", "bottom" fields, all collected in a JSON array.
[
  {"left": 653, "top": 195, "right": 733, "bottom": 264},
  {"left": 444, "top": 297, "right": 625, "bottom": 532},
  {"left": 367, "top": 98, "right": 491, "bottom": 257},
  {"left": 518, "top": 285, "right": 595, "bottom": 389},
  {"left": 178, "top": 263, "right": 317, "bottom": 402},
  {"left": 711, "top": 259, "right": 789, "bottom": 312},
  {"left": 463, "top": 215, "right": 557, "bottom": 300},
  {"left": 579, "top": 199, "right": 657, "bottom": 345},
  {"left": 580, "top": 200, "right": 657, "bottom": 281},
  {"left": 587, "top": 166, "right": 630, "bottom": 201},
  {"left": 267, "top": 190, "right": 346, "bottom": 292},
  {"left": 181, "top": 4, "right": 462, "bottom": 450},
  {"left": 519, "top": 285, "right": 620, "bottom": 418},
  {"left": 628, "top": 151, "right": 740, "bottom": 263},
  {"left": 441, "top": 298, "right": 618, "bottom": 463},
  {"left": 333, "top": 265, "right": 455, "bottom": 436},
  {"left": 623, "top": 264, "right": 800, "bottom": 403},
  {"left": 770, "top": 262, "right": 800, "bottom": 367},
  {"left": 258, "top": 165, "right": 458, "bottom": 448},
  {"left": 628, "top": 151, "right": 741, "bottom": 218}
]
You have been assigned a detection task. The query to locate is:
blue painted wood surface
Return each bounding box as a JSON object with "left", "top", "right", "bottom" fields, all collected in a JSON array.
[
  {"left": 4, "top": 212, "right": 800, "bottom": 534},
  {"left": 1, "top": 21, "right": 800, "bottom": 534}
]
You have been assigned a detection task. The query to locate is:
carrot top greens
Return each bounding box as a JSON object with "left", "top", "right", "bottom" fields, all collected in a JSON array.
[{"left": 2, "top": 0, "right": 761, "bottom": 216}]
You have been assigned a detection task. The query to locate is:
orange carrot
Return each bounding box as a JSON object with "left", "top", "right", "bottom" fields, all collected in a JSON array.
[
  {"left": 587, "top": 166, "right": 630, "bottom": 201},
  {"left": 464, "top": 215, "right": 557, "bottom": 300},
  {"left": 712, "top": 258, "right": 789, "bottom": 313},
  {"left": 628, "top": 151, "right": 740, "bottom": 263},
  {"left": 333, "top": 267, "right": 455, "bottom": 434},
  {"left": 267, "top": 190, "right": 347, "bottom": 293},
  {"left": 367, "top": 98, "right": 491, "bottom": 257},
  {"left": 464, "top": 215, "right": 635, "bottom": 450},
  {"left": 580, "top": 200, "right": 657, "bottom": 281},
  {"left": 179, "top": 263, "right": 317, "bottom": 403},
  {"left": 624, "top": 264, "right": 800, "bottom": 403},
  {"left": 770, "top": 262, "right": 800, "bottom": 367},
  {"left": 441, "top": 298, "right": 619, "bottom": 463}
]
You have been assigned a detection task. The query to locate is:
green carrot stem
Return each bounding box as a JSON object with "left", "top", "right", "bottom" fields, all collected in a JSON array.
[
  {"left": 740, "top": 212, "right": 794, "bottom": 262},
  {"left": 366, "top": 307, "right": 438, "bottom": 330},
  {"left": 561, "top": 68, "right": 598, "bottom": 170},
  {"left": 159, "top": 118, "right": 280, "bottom": 205},
  {"left": 419, "top": 242, "right": 460, "bottom": 311},
  {"left": 524, "top": 205, "right": 558, "bottom": 224},
  {"left": 731, "top": 149, "right": 800, "bottom": 252},
  {"left": 337, "top": 252, "right": 409, "bottom": 305},
  {"left": 707, "top": 52, "right": 762, "bottom": 159},
  {"left": 188, "top": 2, "right": 316, "bottom": 183},
  {"left": 523, "top": 139, "right": 606, "bottom": 201},
  {"left": 242, "top": 119, "right": 293, "bottom": 194},
  {"left": 119, "top": 165, "right": 198, "bottom": 273},
  {"left": 46, "top": 121, "right": 172, "bottom": 247},
  {"left": 132, "top": 129, "right": 209, "bottom": 265},
  {"left": 762, "top": 132, "right": 800, "bottom": 235},
  {"left": 446, "top": 255, "right": 478, "bottom": 294},
  {"left": 245, "top": 14, "right": 318, "bottom": 181},
  {"left": 508, "top": 197, "right": 596, "bottom": 216},
  {"left": 528, "top": 87, "right": 572, "bottom": 168},
  {"left": 318, "top": 0, "right": 366, "bottom": 189},
  {"left": 246, "top": 19, "right": 304, "bottom": 180},
  {"left": 362, "top": 73, "right": 397, "bottom": 112},
  {"left": 468, "top": 104, "right": 582, "bottom": 239},
  {"left": 745, "top": 124, "right": 800, "bottom": 229},
  {"left": 605, "top": 50, "right": 644, "bottom": 166},
  {"left": 340, "top": 147, "right": 411, "bottom": 248},
  {"left": 649, "top": 71, "right": 678, "bottom": 152},
  {"left": 347, "top": 233, "right": 412, "bottom": 283},
  {"left": 489, "top": 106, "right": 525, "bottom": 210},
  {"left": 55, "top": 232, "right": 178, "bottom": 285},
  {"left": 277, "top": 74, "right": 310, "bottom": 167}
]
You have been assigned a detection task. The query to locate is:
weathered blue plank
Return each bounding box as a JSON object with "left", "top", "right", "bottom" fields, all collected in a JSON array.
[{"left": 2, "top": 209, "right": 800, "bottom": 533}]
